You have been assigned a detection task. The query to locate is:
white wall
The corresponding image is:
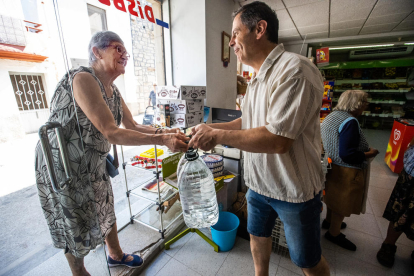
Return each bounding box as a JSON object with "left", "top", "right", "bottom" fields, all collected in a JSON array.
[
  {"left": 162, "top": 0, "right": 173, "bottom": 86},
  {"left": 170, "top": 0, "right": 206, "bottom": 86},
  {"left": 205, "top": 0, "right": 237, "bottom": 110},
  {"left": 0, "top": 0, "right": 25, "bottom": 20},
  {"left": 283, "top": 43, "right": 308, "bottom": 56},
  {"left": 169, "top": 0, "right": 237, "bottom": 110}
]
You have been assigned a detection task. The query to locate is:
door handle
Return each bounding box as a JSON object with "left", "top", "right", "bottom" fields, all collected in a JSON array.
[{"left": 38, "top": 122, "right": 72, "bottom": 193}]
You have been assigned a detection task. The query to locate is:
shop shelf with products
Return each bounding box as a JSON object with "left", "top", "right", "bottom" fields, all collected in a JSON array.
[
  {"left": 320, "top": 63, "right": 413, "bottom": 129},
  {"left": 125, "top": 85, "right": 207, "bottom": 238},
  {"left": 320, "top": 81, "right": 334, "bottom": 123},
  {"left": 120, "top": 144, "right": 184, "bottom": 238}
]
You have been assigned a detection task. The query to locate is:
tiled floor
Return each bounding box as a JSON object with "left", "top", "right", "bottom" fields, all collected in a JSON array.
[{"left": 142, "top": 129, "right": 414, "bottom": 276}]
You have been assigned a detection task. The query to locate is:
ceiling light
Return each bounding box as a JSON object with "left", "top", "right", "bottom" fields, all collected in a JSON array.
[
  {"left": 404, "top": 42, "right": 414, "bottom": 45},
  {"left": 329, "top": 44, "right": 394, "bottom": 50}
]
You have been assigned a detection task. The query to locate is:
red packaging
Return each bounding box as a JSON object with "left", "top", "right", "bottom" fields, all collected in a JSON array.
[{"left": 385, "top": 120, "right": 414, "bottom": 173}]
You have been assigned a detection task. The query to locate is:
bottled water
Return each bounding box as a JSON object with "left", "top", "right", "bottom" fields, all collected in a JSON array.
[
  {"left": 178, "top": 149, "right": 219, "bottom": 228},
  {"left": 176, "top": 153, "right": 187, "bottom": 180}
]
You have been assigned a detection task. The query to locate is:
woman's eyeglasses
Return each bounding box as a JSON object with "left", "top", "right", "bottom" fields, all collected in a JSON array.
[{"left": 107, "top": 44, "right": 130, "bottom": 59}]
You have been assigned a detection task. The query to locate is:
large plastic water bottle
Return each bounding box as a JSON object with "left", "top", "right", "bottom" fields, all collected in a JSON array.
[
  {"left": 178, "top": 148, "right": 219, "bottom": 228},
  {"left": 176, "top": 153, "right": 187, "bottom": 180}
]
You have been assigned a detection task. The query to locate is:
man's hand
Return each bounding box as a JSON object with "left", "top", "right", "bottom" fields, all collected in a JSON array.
[
  {"left": 365, "top": 147, "right": 379, "bottom": 159},
  {"left": 189, "top": 124, "right": 218, "bottom": 151},
  {"left": 369, "top": 147, "right": 379, "bottom": 156}
]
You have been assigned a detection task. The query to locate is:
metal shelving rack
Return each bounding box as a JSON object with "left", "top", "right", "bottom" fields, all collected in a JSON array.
[{"left": 120, "top": 144, "right": 183, "bottom": 239}]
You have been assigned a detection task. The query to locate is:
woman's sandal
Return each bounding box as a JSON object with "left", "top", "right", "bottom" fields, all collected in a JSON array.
[{"left": 107, "top": 253, "right": 144, "bottom": 268}]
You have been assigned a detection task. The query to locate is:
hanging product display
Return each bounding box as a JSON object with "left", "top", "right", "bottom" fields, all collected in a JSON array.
[
  {"left": 316, "top": 47, "right": 329, "bottom": 67},
  {"left": 177, "top": 148, "right": 219, "bottom": 229},
  {"left": 320, "top": 81, "right": 334, "bottom": 123}
]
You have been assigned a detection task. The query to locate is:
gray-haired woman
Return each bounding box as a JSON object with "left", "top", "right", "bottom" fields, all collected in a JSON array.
[
  {"left": 321, "top": 90, "right": 379, "bottom": 251},
  {"left": 35, "top": 31, "right": 188, "bottom": 275}
]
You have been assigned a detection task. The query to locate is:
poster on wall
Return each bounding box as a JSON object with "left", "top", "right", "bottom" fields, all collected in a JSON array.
[{"left": 316, "top": 47, "right": 329, "bottom": 67}]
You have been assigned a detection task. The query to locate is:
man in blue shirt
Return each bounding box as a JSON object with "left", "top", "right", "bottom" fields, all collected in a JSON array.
[{"left": 148, "top": 83, "right": 156, "bottom": 106}]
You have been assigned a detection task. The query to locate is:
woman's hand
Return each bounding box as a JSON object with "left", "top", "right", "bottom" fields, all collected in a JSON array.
[
  {"left": 162, "top": 128, "right": 182, "bottom": 134},
  {"left": 162, "top": 132, "right": 189, "bottom": 152},
  {"left": 365, "top": 147, "right": 379, "bottom": 159}
]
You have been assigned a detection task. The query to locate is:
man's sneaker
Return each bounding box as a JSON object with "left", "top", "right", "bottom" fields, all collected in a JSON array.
[
  {"left": 376, "top": 243, "right": 397, "bottom": 268},
  {"left": 324, "top": 231, "right": 357, "bottom": 251},
  {"left": 108, "top": 253, "right": 144, "bottom": 268},
  {"left": 321, "top": 219, "right": 347, "bottom": 230}
]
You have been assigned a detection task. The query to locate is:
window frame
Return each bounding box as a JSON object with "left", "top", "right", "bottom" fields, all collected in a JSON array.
[{"left": 87, "top": 4, "right": 108, "bottom": 35}]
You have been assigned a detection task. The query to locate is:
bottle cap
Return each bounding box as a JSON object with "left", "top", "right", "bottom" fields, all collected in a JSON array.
[{"left": 185, "top": 148, "right": 199, "bottom": 161}]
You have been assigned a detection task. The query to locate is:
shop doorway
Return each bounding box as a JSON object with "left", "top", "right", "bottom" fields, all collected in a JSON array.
[{"left": 0, "top": 0, "right": 169, "bottom": 275}]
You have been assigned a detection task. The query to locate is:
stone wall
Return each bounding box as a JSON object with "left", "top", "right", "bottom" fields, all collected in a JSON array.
[{"left": 130, "top": 15, "right": 157, "bottom": 114}]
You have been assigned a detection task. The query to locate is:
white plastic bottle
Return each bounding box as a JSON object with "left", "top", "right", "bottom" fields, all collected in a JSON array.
[
  {"left": 178, "top": 149, "right": 219, "bottom": 228},
  {"left": 176, "top": 153, "right": 187, "bottom": 180}
]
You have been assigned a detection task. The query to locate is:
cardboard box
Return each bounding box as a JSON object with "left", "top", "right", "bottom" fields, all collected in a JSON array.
[
  {"left": 157, "top": 99, "right": 186, "bottom": 114},
  {"left": 157, "top": 99, "right": 204, "bottom": 114},
  {"left": 170, "top": 111, "right": 203, "bottom": 128},
  {"left": 156, "top": 86, "right": 180, "bottom": 99},
  {"left": 186, "top": 99, "right": 204, "bottom": 112},
  {"left": 156, "top": 85, "right": 207, "bottom": 100},
  {"left": 158, "top": 103, "right": 171, "bottom": 128},
  {"left": 179, "top": 86, "right": 206, "bottom": 100}
]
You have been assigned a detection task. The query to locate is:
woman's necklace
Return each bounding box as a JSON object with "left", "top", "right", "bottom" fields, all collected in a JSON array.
[{"left": 94, "top": 71, "right": 113, "bottom": 98}]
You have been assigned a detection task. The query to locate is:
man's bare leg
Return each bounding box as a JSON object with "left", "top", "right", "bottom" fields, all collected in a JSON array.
[
  {"left": 250, "top": 235, "right": 272, "bottom": 276},
  {"left": 302, "top": 255, "right": 330, "bottom": 276}
]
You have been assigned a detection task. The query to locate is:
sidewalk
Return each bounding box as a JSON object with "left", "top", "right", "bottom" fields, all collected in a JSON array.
[{"left": 0, "top": 113, "right": 172, "bottom": 276}]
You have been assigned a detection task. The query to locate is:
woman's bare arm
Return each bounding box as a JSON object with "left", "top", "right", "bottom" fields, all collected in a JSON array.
[
  {"left": 121, "top": 98, "right": 181, "bottom": 135},
  {"left": 121, "top": 98, "right": 158, "bottom": 134},
  {"left": 72, "top": 73, "right": 188, "bottom": 151}
]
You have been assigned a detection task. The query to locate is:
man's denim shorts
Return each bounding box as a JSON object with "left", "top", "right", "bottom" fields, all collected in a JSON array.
[{"left": 246, "top": 189, "right": 322, "bottom": 268}]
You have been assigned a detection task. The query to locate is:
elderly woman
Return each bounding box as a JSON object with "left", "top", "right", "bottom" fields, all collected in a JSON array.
[
  {"left": 35, "top": 31, "right": 188, "bottom": 275},
  {"left": 321, "top": 90, "right": 379, "bottom": 251}
]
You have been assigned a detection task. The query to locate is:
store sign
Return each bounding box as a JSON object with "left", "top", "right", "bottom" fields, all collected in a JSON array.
[
  {"left": 316, "top": 47, "right": 329, "bottom": 67},
  {"left": 98, "top": 0, "right": 169, "bottom": 29}
]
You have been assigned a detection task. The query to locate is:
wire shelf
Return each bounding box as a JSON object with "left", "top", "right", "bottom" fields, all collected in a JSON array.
[{"left": 271, "top": 217, "right": 290, "bottom": 258}]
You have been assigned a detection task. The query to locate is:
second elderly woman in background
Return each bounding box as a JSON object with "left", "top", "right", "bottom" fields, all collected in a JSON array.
[
  {"left": 35, "top": 31, "right": 188, "bottom": 276},
  {"left": 321, "top": 90, "right": 379, "bottom": 251}
]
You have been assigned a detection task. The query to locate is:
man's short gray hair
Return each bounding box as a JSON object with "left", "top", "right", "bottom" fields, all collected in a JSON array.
[
  {"left": 88, "top": 31, "right": 124, "bottom": 66},
  {"left": 334, "top": 90, "right": 369, "bottom": 113}
]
